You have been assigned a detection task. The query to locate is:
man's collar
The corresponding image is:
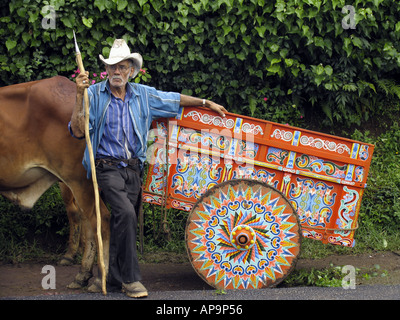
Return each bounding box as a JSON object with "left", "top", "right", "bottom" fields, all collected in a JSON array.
[
  {"left": 100, "top": 79, "right": 139, "bottom": 96},
  {"left": 100, "top": 79, "right": 110, "bottom": 92}
]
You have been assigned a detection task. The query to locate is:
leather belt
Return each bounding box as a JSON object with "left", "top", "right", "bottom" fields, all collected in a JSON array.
[{"left": 95, "top": 157, "right": 141, "bottom": 168}]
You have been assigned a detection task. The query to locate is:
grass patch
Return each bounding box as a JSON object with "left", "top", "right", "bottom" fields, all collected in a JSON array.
[
  {"left": 0, "top": 239, "right": 53, "bottom": 264},
  {"left": 282, "top": 264, "right": 344, "bottom": 288}
]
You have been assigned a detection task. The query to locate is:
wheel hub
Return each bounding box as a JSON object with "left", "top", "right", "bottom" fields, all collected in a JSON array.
[{"left": 230, "top": 225, "right": 256, "bottom": 250}]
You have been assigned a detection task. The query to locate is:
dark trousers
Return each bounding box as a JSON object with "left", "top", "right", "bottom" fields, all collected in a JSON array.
[{"left": 96, "top": 161, "right": 142, "bottom": 288}]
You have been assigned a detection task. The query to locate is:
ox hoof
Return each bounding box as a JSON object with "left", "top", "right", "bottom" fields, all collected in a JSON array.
[
  {"left": 87, "top": 278, "right": 102, "bottom": 293},
  {"left": 67, "top": 280, "right": 85, "bottom": 289},
  {"left": 67, "top": 271, "right": 93, "bottom": 289},
  {"left": 58, "top": 256, "right": 74, "bottom": 266}
]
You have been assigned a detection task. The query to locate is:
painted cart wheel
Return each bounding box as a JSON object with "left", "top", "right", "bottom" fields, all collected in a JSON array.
[{"left": 185, "top": 179, "right": 301, "bottom": 289}]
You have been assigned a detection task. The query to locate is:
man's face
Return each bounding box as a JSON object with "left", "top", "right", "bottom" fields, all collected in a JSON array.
[{"left": 106, "top": 60, "right": 135, "bottom": 89}]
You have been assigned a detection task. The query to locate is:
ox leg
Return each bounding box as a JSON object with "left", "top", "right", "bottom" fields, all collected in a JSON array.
[
  {"left": 58, "top": 182, "right": 83, "bottom": 266},
  {"left": 67, "top": 217, "right": 96, "bottom": 288},
  {"left": 66, "top": 182, "right": 110, "bottom": 289}
]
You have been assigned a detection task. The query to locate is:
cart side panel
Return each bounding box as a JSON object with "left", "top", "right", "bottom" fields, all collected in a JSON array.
[
  {"left": 143, "top": 120, "right": 168, "bottom": 207},
  {"left": 143, "top": 107, "right": 374, "bottom": 247}
]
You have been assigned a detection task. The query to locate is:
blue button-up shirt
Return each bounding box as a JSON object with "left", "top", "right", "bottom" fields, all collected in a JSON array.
[
  {"left": 96, "top": 84, "right": 139, "bottom": 162},
  {"left": 70, "top": 80, "right": 181, "bottom": 178}
]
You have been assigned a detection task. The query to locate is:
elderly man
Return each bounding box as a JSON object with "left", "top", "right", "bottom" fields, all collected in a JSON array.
[{"left": 69, "top": 39, "right": 227, "bottom": 298}]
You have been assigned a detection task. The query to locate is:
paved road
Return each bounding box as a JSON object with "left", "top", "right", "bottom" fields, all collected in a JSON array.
[
  {"left": 3, "top": 286, "right": 398, "bottom": 318},
  {"left": 3, "top": 284, "right": 400, "bottom": 300}
]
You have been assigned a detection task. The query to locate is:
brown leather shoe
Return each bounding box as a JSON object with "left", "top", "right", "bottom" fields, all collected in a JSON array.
[{"left": 122, "top": 281, "right": 148, "bottom": 298}]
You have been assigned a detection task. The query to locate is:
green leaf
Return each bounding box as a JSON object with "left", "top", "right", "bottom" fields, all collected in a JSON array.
[
  {"left": 255, "top": 25, "right": 267, "bottom": 38},
  {"left": 291, "top": 67, "right": 300, "bottom": 77},
  {"left": 22, "top": 32, "right": 31, "bottom": 44},
  {"left": 61, "top": 16, "right": 73, "bottom": 28},
  {"left": 161, "top": 43, "right": 169, "bottom": 52},
  {"left": 302, "top": 25, "right": 310, "bottom": 36},
  {"left": 82, "top": 17, "right": 93, "bottom": 28},
  {"left": 284, "top": 59, "right": 294, "bottom": 67},
  {"left": 236, "top": 52, "right": 246, "bottom": 61},
  {"left": 242, "top": 35, "right": 251, "bottom": 46},
  {"left": 248, "top": 96, "right": 257, "bottom": 116},
  {"left": 137, "top": 0, "right": 148, "bottom": 7},
  {"left": 94, "top": 0, "right": 107, "bottom": 11},
  {"left": 256, "top": 51, "right": 264, "bottom": 63},
  {"left": 331, "top": 0, "right": 341, "bottom": 10},
  {"left": 102, "top": 47, "right": 110, "bottom": 58},
  {"left": 6, "top": 39, "right": 17, "bottom": 51},
  {"left": 222, "top": 25, "right": 232, "bottom": 36},
  {"left": 343, "top": 38, "right": 352, "bottom": 57},
  {"left": 352, "top": 37, "right": 363, "bottom": 49},
  {"left": 269, "top": 44, "right": 279, "bottom": 53},
  {"left": 314, "top": 75, "right": 324, "bottom": 86},
  {"left": 137, "top": 29, "right": 147, "bottom": 44},
  {"left": 193, "top": 2, "right": 202, "bottom": 14},
  {"left": 267, "top": 64, "right": 281, "bottom": 74},
  {"left": 116, "top": 0, "right": 128, "bottom": 11},
  {"left": 314, "top": 36, "right": 324, "bottom": 48},
  {"left": 270, "top": 58, "right": 281, "bottom": 65},
  {"left": 17, "top": 7, "right": 27, "bottom": 18},
  {"left": 321, "top": 103, "right": 333, "bottom": 122},
  {"left": 315, "top": 64, "right": 324, "bottom": 75},
  {"left": 28, "top": 10, "right": 39, "bottom": 23},
  {"left": 324, "top": 65, "right": 333, "bottom": 76},
  {"left": 91, "top": 29, "right": 103, "bottom": 41}
]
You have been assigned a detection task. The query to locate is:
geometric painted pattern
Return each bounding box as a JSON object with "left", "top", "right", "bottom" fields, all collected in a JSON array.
[{"left": 186, "top": 179, "right": 301, "bottom": 289}]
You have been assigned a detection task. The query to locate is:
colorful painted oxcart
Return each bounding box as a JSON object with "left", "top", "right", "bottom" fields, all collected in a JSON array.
[{"left": 142, "top": 106, "right": 374, "bottom": 289}]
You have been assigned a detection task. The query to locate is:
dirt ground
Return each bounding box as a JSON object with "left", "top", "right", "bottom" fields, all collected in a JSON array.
[{"left": 1, "top": 251, "right": 400, "bottom": 298}]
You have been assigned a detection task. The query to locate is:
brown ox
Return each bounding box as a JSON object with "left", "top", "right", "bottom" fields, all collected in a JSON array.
[{"left": 0, "top": 76, "right": 110, "bottom": 289}]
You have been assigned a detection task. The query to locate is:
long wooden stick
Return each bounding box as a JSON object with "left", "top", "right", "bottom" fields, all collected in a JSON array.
[{"left": 73, "top": 31, "right": 107, "bottom": 295}]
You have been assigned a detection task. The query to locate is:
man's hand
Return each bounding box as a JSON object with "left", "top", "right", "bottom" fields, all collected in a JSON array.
[
  {"left": 205, "top": 100, "right": 227, "bottom": 118},
  {"left": 76, "top": 71, "right": 90, "bottom": 93},
  {"left": 180, "top": 94, "right": 228, "bottom": 118}
]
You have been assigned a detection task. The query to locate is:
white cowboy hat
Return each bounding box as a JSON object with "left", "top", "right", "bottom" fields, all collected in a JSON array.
[{"left": 99, "top": 39, "right": 143, "bottom": 78}]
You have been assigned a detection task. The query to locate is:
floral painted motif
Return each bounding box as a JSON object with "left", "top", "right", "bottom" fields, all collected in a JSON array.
[
  {"left": 185, "top": 111, "right": 263, "bottom": 135},
  {"left": 172, "top": 153, "right": 222, "bottom": 199},
  {"left": 271, "top": 129, "right": 351, "bottom": 155},
  {"left": 335, "top": 187, "right": 359, "bottom": 235},
  {"left": 295, "top": 154, "right": 347, "bottom": 178},
  {"left": 185, "top": 111, "right": 235, "bottom": 129},
  {"left": 288, "top": 178, "right": 336, "bottom": 229}
]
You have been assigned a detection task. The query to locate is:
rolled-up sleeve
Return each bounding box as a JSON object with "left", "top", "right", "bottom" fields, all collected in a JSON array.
[
  {"left": 148, "top": 87, "right": 180, "bottom": 119},
  {"left": 68, "top": 121, "right": 85, "bottom": 140}
]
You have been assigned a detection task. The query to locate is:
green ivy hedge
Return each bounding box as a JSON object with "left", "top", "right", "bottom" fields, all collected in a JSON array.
[{"left": 1, "top": 0, "right": 399, "bottom": 129}]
